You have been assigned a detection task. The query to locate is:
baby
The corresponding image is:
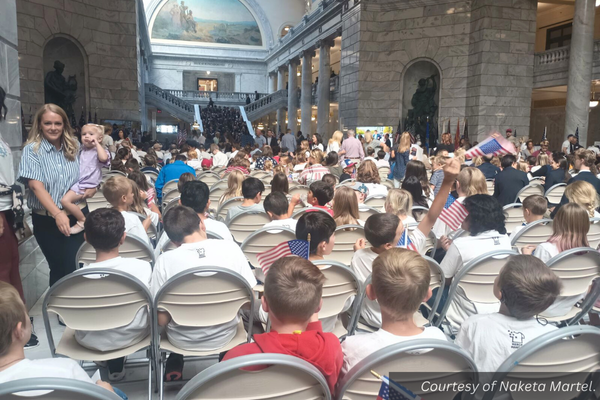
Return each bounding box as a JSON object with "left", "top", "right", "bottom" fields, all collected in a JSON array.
[{"left": 61, "top": 124, "right": 110, "bottom": 234}]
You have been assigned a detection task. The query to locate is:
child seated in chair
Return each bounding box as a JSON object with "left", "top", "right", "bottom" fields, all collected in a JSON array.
[
  {"left": 342, "top": 249, "right": 448, "bottom": 375},
  {"left": 223, "top": 257, "right": 343, "bottom": 394},
  {"left": 224, "top": 177, "right": 265, "bottom": 225},
  {"left": 290, "top": 181, "right": 334, "bottom": 216},
  {"left": 0, "top": 282, "right": 123, "bottom": 397},
  {"left": 263, "top": 192, "right": 297, "bottom": 232},
  {"left": 74, "top": 209, "right": 152, "bottom": 381},
  {"left": 509, "top": 195, "right": 547, "bottom": 240}
]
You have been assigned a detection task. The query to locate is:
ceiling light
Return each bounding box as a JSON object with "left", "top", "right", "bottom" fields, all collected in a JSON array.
[
  {"left": 284, "top": 27, "right": 290, "bottom": 31},
  {"left": 590, "top": 100, "right": 599, "bottom": 108}
]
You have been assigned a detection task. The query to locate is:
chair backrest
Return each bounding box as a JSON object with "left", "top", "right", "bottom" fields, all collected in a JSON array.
[
  {"left": 208, "top": 187, "right": 227, "bottom": 205},
  {"left": 411, "top": 206, "right": 428, "bottom": 222},
  {"left": 163, "top": 197, "right": 181, "bottom": 216},
  {"left": 589, "top": 218, "right": 600, "bottom": 250},
  {"left": 210, "top": 179, "right": 229, "bottom": 192},
  {"left": 405, "top": 223, "right": 438, "bottom": 258},
  {"left": 216, "top": 196, "right": 243, "bottom": 221},
  {"left": 227, "top": 211, "right": 272, "bottom": 243},
  {"left": 381, "top": 179, "right": 394, "bottom": 190},
  {"left": 514, "top": 183, "right": 544, "bottom": 203},
  {"left": 510, "top": 218, "right": 553, "bottom": 249},
  {"left": 75, "top": 234, "right": 155, "bottom": 269},
  {"left": 250, "top": 170, "right": 270, "bottom": 179},
  {"left": 502, "top": 203, "right": 524, "bottom": 235},
  {"left": 338, "top": 179, "right": 356, "bottom": 187},
  {"left": 377, "top": 166, "right": 390, "bottom": 180},
  {"left": 358, "top": 206, "right": 381, "bottom": 222},
  {"left": 327, "top": 225, "right": 367, "bottom": 266},
  {"left": 363, "top": 195, "right": 386, "bottom": 209},
  {"left": 240, "top": 227, "right": 297, "bottom": 268},
  {"left": 0, "top": 378, "right": 123, "bottom": 400},
  {"left": 197, "top": 172, "right": 220, "bottom": 186},
  {"left": 288, "top": 185, "right": 310, "bottom": 197},
  {"left": 337, "top": 340, "right": 478, "bottom": 400},
  {"left": 87, "top": 190, "right": 111, "bottom": 212},
  {"left": 211, "top": 166, "right": 225, "bottom": 175},
  {"left": 546, "top": 247, "right": 600, "bottom": 297},
  {"left": 42, "top": 269, "right": 152, "bottom": 357},
  {"left": 176, "top": 354, "right": 331, "bottom": 400},
  {"left": 482, "top": 326, "right": 600, "bottom": 400},
  {"left": 163, "top": 179, "right": 179, "bottom": 194},
  {"left": 262, "top": 184, "right": 272, "bottom": 196},
  {"left": 143, "top": 170, "right": 159, "bottom": 185},
  {"left": 486, "top": 179, "right": 494, "bottom": 194},
  {"left": 529, "top": 177, "right": 544, "bottom": 185},
  {"left": 292, "top": 207, "right": 331, "bottom": 219},
  {"left": 161, "top": 188, "right": 181, "bottom": 209},
  {"left": 544, "top": 183, "right": 566, "bottom": 204}
]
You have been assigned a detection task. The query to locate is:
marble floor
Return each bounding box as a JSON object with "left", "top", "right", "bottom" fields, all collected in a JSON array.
[{"left": 26, "top": 292, "right": 216, "bottom": 400}]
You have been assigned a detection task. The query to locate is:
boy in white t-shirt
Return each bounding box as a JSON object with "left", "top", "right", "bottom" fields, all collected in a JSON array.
[
  {"left": 0, "top": 282, "right": 119, "bottom": 395},
  {"left": 74, "top": 208, "right": 152, "bottom": 381},
  {"left": 151, "top": 205, "right": 256, "bottom": 382},
  {"left": 263, "top": 192, "right": 297, "bottom": 232},
  {"left": 509, "top": 195, "right": 547, "bottom": 240},
  {"left": 103, "top": 176, "right": 152, "bottom": 247},
  {"left": 456, "top": 255, "right": 560, "bottom": 379},
  {"left": 342, "top": 249, "right": 447, "bottom": 375}
]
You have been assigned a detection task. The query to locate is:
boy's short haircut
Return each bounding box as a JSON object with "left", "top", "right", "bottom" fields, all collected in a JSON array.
[
  {"left": 180, "top": 181, "right": 209, "bottom": 213},
  {"left": 372, "top": 248, "right": 431, "bottom": 320},
  {"left": 366, "top": 147, "right": 375, "bottom": 156},
  {"left": 321, "top": 174, "right": 336, "bottom": 188},
  {"left": 103, "top": 176, "right": 132, "bottom": 206},
  {"left": 164, "top": 206, "right": 201, "bottom": 243},
  {"left": 377, "top": 150, "right": 386, "bottom": 160},
  {"left": 103, "top": 124, "right": 112, "bottom": 135},
  {"left": 264, "top": 192, "right": 289, "bottom": 217},
  {"left": 501, "top": 154, "right": 517, "bottom": 169},
  {"left": 296, "top": 212, "right": 336, "bottom": 255},
  {"left": 522, "top": 195, "right": 547, "bottom": 216},
  {"left": 309, "top": 181, "right": 334, "bottom": 206},
  {"left": 433, "top": 155, "right": 447, "bottom": 166},
  {"left": 264, "top": 257, "right": 325, "bottom": 323},
  {"left": 84, "top": 208, "right": 125, "bottom": 251},
  {"left": 497, "top": 255, "right": 561, "bottom": 320},
  {"left": 175, "top": 154, "right": 187, "bottom": 162},
  {"left": 365, "top": 213, "right": 400, "bottom": 248},
  {"left": 177, "top": 172, "right": 196, "bottom": 192},
  {"left": 0, "top": 282, "right": 27, "bottom": 356},
  {"left": 242, "top": 177, "right": 265, "bottom": 199}
]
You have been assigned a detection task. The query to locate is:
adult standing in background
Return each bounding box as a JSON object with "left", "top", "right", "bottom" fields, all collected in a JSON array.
[
  {"left": 531, "top": 140, "right": 551, "bottom": 158},
  {"left": 101, "top": 124, "right": 116, "bottom": 154},
  {"left": 18, "top": 104, "right": 95, "bottom": 286},
  {"left": 255, "top": 129, "right": 266, "bottom": 149},
  {"left": 505, "top": 128, "right": 518, "bottom": 148},
  {"left": 326, "top": 130, "right": 343, "bottom": 154},
  {"left": 339, "top": 130, "right": 364, "bottom": 161},
  {"left": 281, "top": 129, "right": 296, "bottom": 153},
  {"left": 493, "top": 154, "right": 529, "bottom": 206},
  {"left": 391, "top": 132, "right": 412, "bottom": 188},
  {"left": 436, "top": 133, "right": 455, "bottom": 154},
  {"left": 265, "top": 129, "right": 277, "bottom": 147}
]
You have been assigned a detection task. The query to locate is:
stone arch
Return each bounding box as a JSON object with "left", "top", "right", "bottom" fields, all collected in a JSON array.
[{"left": 399, "top": 57, "right": 443, "bottom": 130}]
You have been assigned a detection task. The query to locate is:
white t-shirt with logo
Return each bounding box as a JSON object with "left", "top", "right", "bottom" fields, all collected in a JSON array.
[
  {"left": 154, "top": 218, "right": 234, "bottom": 258},
  {"left": 121, "top": 211, "right": 152, "bottom": 247},
  {"left": 0, "top": 359, "right": 93, "bottom": 390},
  {"left": 75, "top": 257, "right": 152, "bottom": 351},
  {"left": 263, "top": 218, "right": 297, "bottom": 232},
  {"left": 150, "top": 239, "right": 257, "bottom": 351}
]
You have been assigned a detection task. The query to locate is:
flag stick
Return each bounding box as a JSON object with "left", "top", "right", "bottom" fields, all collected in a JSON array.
[
  {"left": 370, "top": 370, "right": 383, "bottom": 381},
  {"left": 307, "top": 233, "right": 311, "bottom": 260}
]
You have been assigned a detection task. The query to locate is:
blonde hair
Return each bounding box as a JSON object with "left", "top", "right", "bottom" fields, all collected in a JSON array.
[
  {"left": 220, "top": 170, "right": 244, "bottom": 205},
  {"left": 372, "top": 248, "right": 430, "bottom": 320},
  {"left": 364, "top": 130, "right": 373, "bottom": 143},
  {"left": 103, "top": 176, "right": 132, "bottom": 206},
  {"left": 333, "top": 186, "right": 360, "bottom": 226},
  {"left": 129, "top": 180, "right": 147, "bottom": 214},
  {"left": 0, "top": 282, "right": 28, "bottom": 356},
  {"left": 27, "top": 104, "right": 79, "bottom": 161},
  {"left": 188, "top": 149, "right": 199, "bottom": 160},
  {"left": 491, "top": 156, "right": 501, "bottom": 167},
  {"left": 300, "top": 140, "right": 310, "bottom": 152},
  {"left": 385, "top": 189, "right": 413, "bottom": 217},
  {"left": 472, "top": 156, "right": 483, "bottom": 167},
  {"left": 82, "top": 123, "right": 103, "bottom": 140},
  {"left": 454, "top": 148, "right": 466, "bottom": 165},
  {"left": 357, "top": 160, "right": 380, "bottom": 184},
  {"left": 457, "top": 167, "right": 488, "bottom": 197},
  {"left": 264, "top": 159, "right": 273, "bottom": 172},
  {"left": 309, "top": 149, "right": 324, "bottom": 165},
  {"left": 329, "top": 130, "right": 343, "bottom": 146},
  {"left": 537, "top": 154, "right": 549, "bottom": 166},
  {"left": 517, "top": 161, "right": 528, "bottom": 173},
  {"left": 565, "top": 180, "right": 599, "bottom": 218},
  {"left": 549, "top": 203, "right": 590, "bottom": 252},
  {"left": 398, "top": 132, "right": 411, "bottom": 153}
]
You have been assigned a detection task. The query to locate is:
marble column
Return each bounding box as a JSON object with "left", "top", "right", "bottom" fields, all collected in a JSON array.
[
  {"left": 269, "top": 72, "right": 277, "bottom": 93},
  {"left": 287, "top": 58, "right": 299, "bottom": 133},
  {"left": 300, "top": 49, "right": 315, "bottom": 138},
  {"left": 276, "top": 66, "right": 286, "bottom": 134},
  {"left": 317, "top": 39, "right": 333, "bottom": 140},
  {"left": 564, "top": 0, "right": 595, "bottom": 146}
]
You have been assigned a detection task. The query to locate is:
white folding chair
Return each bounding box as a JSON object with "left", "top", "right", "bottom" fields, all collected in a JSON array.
[
  {"left": 482, "top": 326, "right": 600, "bottom": 400},
  {"left": 404, "top": 223, "right": 438, "bottom": 258},
  {"left": 41, "top": 269, "right": 154, "bottom": 399},
  {"left": 292, "top": 207, "right": 331, "bottom": 219},
  {"left": 211, "top": 166, "right": 225, "bottom": 175},
  {"left": 544, "top": 183, "right": 566, "bottom": 205},
  {"left": 514, "top": 184, "right": 544, "bottom": 203},
  {"left": 358, "top": 206, "right": 381, "bottom": 222},
  {"left": 502, "top": 203, "right": 524, "bottom": 235},
  {"left": 336, "top": 340, "right": 478, "bottom": 400},
  {"left": 162, "top": 179, "right": 179, "bottom": 194},
  {"left": 161, "top": 188, "right": 181, "bottom": 210},
  {"left": 262, "top": 184, "right": 272, "bottom": 196},
  {"left": 381, "top": 179, "right": 394, "bottom": 190},
  {"left": 486, "top": 179, "right": 494, "bottom": 194},
  {"left": 338, "top": 179, "right": 356, "bottom": 188},
  {"left": 216, "top": 196, "right": 243, "bottom": 222},
  {"left": 510, "top": 218, "right": 553, "bottom": 251},
  {"left": 196, "top": 172, "right": 221, "bottom": 187},
  {"left": 86, "top": 190, "right": 111, "bottom": 212},
  {"left": 288, "top": 185, "right": 310, "bottom": 197},
  {"left": 363, "top": 195, "right": 386, "bottom": 209},
  {"left": 75, "top": 234, "right": 155, "bottom": 269},
  {"left": 0, "top": 378, "right": 123, "bottom": 400},
  {"left": 240, "top": 227, "right": 296, "bottom": 282},
  {"left": 176, "top": 354, "right": 331, "bottom": 400},
  {"left": 226, "top": 210, "right": 271, "bottom": 243},
  {"left": 411, "top": 205, "right": 428, "bottom": 222},
  {"left": 162, "top": 197, "right": 181, "bottom": 217},
  {"left": 588, "top": 218, "right": 600, "bottom": 250},
  {"left": 327, "top": 225, "right": 368, "bottom": 266},
  {"left": 159, "top": 231, "right": 225, "bottom": 255},
  {"left": 143, "top": 170, "right": 159, "bottom": 186},
  {"left": 377, "top": 166, "right": 391, "bottom": 181},
  {"left": 208, "top": 183, "right": 228, "bottom": 205}
]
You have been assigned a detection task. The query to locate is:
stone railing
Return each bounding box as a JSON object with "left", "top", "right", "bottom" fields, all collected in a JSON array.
[
  {"left": 245, "top": 89, "right": 289, "bottom": 120},
  {"left": 165, "top": 90, "right": 268, "bottom": 103},
  {"left": 145, "top": 84, "right": 194, "bottom": 123},
  {"left": 535, "top": 40, "right": 600, "bottom": 66}
]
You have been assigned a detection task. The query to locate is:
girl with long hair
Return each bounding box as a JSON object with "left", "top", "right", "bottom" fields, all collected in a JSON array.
[
  {"left": 270, "top": 172, "right": 289, "bottom": 194},
  {"left": 390, "top": 132, "right": 412, "bottom": 187},
  {"left": 326, "top": 130, "right": 343, "bottom": 154},
  {"left": 127, "top": 170, "right": 161, "bottom": 218},
  {"left": 384, "top": 188, "right": 417, "bottom": 226},
  {"left": 332, "top": 186, "right": 362, "bottom": 226},
  {"left": 219, "top": 170, "right": 244, "bottom": 206},
  {"left": 404, "top": 160, "right": 431, "bottom": 199}
]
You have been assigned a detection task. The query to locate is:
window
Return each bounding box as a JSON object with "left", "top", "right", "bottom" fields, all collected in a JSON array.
[
  {"left": 280, "top": 25, "right": 293, "bottom": 38},
  {"left": 546, "top": 23, "right": 572, "bottom": 50},
  {"left": 198, "top": 78, "right": 218, "bottom": 92},
  {"left": 157, "top": 124, "right": 178, "bottom": 134}
]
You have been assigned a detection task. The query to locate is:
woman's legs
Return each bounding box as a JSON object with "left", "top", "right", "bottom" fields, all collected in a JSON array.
[{"left": 0, "top": 211, "right": 24, "bottom": 302}]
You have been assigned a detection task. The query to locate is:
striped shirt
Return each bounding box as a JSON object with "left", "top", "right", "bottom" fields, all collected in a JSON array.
[
  {"left": 298, "top": 164, "right": 329, "bottom": 185},
  {"left": 18, "top": 139, "right": 80, "bottom": 211}
]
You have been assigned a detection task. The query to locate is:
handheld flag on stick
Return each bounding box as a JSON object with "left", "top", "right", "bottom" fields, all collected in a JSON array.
[
  {"left": 425, "top": 116, "right": 430, "bottom": 154},
  {"left": 397, "top": 228, "right": 418, "bottom": 252},
  {"left": 454, "top": 119, "right": 461, "bottom": 150},
  {"left": 371, "top": 370, "right": 422, "bottom": 400},
  {"left": 464, "top": 133, "right": 516, "bottom": 159},
  {"left": 257, "top": 240, "right": 310, "bottom": 275},
  {"left": 439, "top": 199, "right": 469, "bottom": 231}
]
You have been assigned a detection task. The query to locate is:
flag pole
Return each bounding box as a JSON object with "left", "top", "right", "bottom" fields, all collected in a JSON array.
[
  {"left": 306, "top": 233, "right": 311, "bottom": 260},
  {"left": 370, "top": 370, "right": 383, "bottom": 381}
]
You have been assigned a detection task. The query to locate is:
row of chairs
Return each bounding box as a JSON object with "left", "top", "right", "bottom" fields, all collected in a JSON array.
[{"left": 486, "top": 178, "right": 566, "bottom": 205}]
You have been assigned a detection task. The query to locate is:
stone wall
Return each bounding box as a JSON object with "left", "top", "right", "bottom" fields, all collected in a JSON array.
[{"left": 16, "top": 0, "right": 140, "bottom": 122}]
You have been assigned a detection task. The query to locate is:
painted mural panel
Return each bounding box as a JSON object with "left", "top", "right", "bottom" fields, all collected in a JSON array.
[{"left": 151, "top": 0, "right": 263, "bottom": 46}]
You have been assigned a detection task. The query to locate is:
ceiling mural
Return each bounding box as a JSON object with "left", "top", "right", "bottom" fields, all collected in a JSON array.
[{"left": 151, "top": 0, "right": 263, "bottom": 46}]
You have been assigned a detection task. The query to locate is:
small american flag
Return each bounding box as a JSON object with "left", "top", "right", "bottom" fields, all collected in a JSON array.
[
  {"left": 464, "top": 133, "right": 515, "bottom": 159},
  {"left": 256, "top": 240, "right": 310, "bottom": 274},
  {"left": 444, "top": 194, "right": 456, "bottom": 209},
  {"left": 397, "top": 229, "right": 418, "bottom": 252},
  {"left": 377, "top": 375, "right": 422, "bottom": 400},
  {"left": 439, "top": 200, "right": 468, "bottom": 231}
]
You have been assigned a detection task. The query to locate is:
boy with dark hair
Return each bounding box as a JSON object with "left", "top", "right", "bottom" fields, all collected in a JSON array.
[
  {"left": 223, "top": 257, "right": 343, "bottom": 393},
  {"left": 291, "top": 180, "right": 334, "bottom": 216},
  {"left": 510, "top": 195, "right": 547, "bottom": 239},
  {"left": 225, "top": 177, "right": 265, "bottom": 225},
  {"left": 263, "top": 192, "right": 297, "bottom": 231},
  {"left": 321, "top": 173, "right": 337, "bottom": 189},
  {"left": 75, "top": 208, "right": 152, "bottom": 381},
  {"left": 342, "top": 249, "right": 447, "bottom": 374},
  {"left": 456, "top": 255, "right": 561, "bottom": 373},
  {"left": 493, "top": 154, "right": 529, "bottom": 206},
  {"left": 296, "top": 212, "right": 337, "bottom": 262},
  {"left": 151, "top": 206, "right": 256, "bottom": 381},
  {"left": 375, "top": 150, "right": 389, "bottom": 168}
]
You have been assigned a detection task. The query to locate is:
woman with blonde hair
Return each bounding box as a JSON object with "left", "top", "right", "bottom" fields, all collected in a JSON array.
[
  {"left": 219, "top": 170, "right": 244, "bottom": 206},
  {"left": 356, "top": 160, "right": 388, "bottom": 196},
  {"left": 186, "top": 148, "right": 202, "bottom": 171},
  {"left": 531, "top": 153, "right": 549, "bottom": 173},
  {"left": 565, "top": 180, "right": 600, "bottom": 218},
  {"left": 385, "top": 188, "right": 417, "bottom": 225},
  {"left": 326, "top": 130, "right": 343, "bottom": 154},
  {"left": 390, "top": 131, "right": 412, "bottom": 187},
  {"left": 333, "top": 186, "right": 363, "bottom": 226}
]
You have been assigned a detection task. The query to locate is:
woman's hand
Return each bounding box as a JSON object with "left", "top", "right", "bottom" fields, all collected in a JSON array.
[
  {"left": 55, "top": 211, "right": 71, "bottom": 236},
  {"left": 81, "top": 188, "right": 97, "bottom": 200}
]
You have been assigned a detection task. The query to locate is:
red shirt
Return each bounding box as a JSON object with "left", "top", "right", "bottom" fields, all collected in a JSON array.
[{"left": 307, "top": 205, "right": 334, "bottom": 216}]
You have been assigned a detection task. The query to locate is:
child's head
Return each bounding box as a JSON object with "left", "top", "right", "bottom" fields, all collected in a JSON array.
[
  {"left": 84, "top": 208, "right": 126, "bottom": 252},
  {"left": 125, "top": 158, "right": 140, "bottom": 172},
  {"left": 321, "top": 174, "right": 337, "bottom": 189},
  {"left": 537, "top": 153, "right": 549, "bottom": 167},
  {"left": 103, "top": 176, "right": 133, "bottom": 208},
  {"left": 521, "top": 195, "right": 547, "bottom": 223},
  {"left": 550, "top": 203, "right": 590, "bottom": 252},
  {"left": 307, "top": 181, "right": 334, "bottom": 207},
  {"left": 308, "top": 149, "right": 324, "bottom": 165},
  {"left": 432, "top": 155, "right": 447, "bottom": 169},
  {"left": 495, "top": 255, "right": 561, "bottom": 320},
  {"left": 128, "top": 170, "right": 149, "bottom": 192},
  {"left": 365, "top": 213, "right": 402, "bottom": 250},
  {"left": 177, "top": 172, "right": 196, "bottom": 193},
  {"left": 81, "top": 123, "right": 103, "bottom": 148},
  {"left": 366, "top": 147, "right": 375, "bottom": 157},
  {"left": 144, "top": 154, "right": 157, "bottom": 168},
  {"left": 357, "top": 160, "right": 380, "bottom": 184},
  {"left": 574, "top": 149, "right": 596, "bottom": 170},
  {"left": 0, "top": 282, "right": 30, "bottom": 355},
  {"left": 333, "top": 186, "right": 360, "bottom": 226},
  {"left": 377, "top": 150, "right": 386, "bottom": 160},
  {"left": 565, "top": 180, "right": 599, "bottom": 218},
  {"left": 517, "top": 162, "right": 528, "bottom": 173},
  {"left": 456, "top": 167, "right": 488, "bottom": 197},
  {"left": 501, "top": 154, "right": 517, "bottom": 169},
  {"left": 462, "top": 194, "right": 506, "bottom": 235},
  {"left": 369, "top": 248, "right": 431, "bottom": 321},
  {"left": 264, "top": 159, "right": 273, "bottom": 172},
  {"left": 296, "top": 212, "right": 336, "bottom": 256},
  {"left": 270, "top": 172, "right": 289, "bottom": 194},
  {"left": 324, "top": 151, "right": 339, "bottom": 167},
  {"left": 384, "top": 188, "right": 413, "bottom": 217},
  {"left": 180, "top": 180, "right": 210, "bottom": 214},
  {"left": 242, "top": 177, "right": 265, "bottom": 202},
  {"left": 224, "top": 170, "right": 245, "bottom": 198},
  {"left": 164, "top": 205, "right": 203, "bottom": 244},
  {"left": 264, "top": 192, "right": 289, "bottom": 220},
  {"left": 263, "top": 257, "right": 325, "bottom": 324}
]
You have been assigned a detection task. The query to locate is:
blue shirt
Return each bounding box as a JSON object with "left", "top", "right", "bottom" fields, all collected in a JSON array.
[
  {"left": 241, "top": 134, "right": 255, "bottom": 148},
  {"left": 155, "top": 160, "right": 196, "bottom": 198},
  {"left": 18, "top": 139, "right": 80, "bottom": 210}
]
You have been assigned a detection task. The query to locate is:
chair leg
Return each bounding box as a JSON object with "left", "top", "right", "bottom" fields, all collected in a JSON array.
[
  {"left": 159, "top": 352, "right": 165, "bottom": 400},
  {"left": 147, "top": 358, "right": 152, "bottom": 400}
]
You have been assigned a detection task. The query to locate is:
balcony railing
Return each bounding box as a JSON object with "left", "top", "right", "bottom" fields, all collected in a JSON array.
[
  {"left": 147, "top": 84, "right": 194, "bottom": 113},
  {"left": 535, "top": 40, "right": 600, "bottom": 66},
  {"left": 165, "top": 90, "right": 269, "bottom": 103}
]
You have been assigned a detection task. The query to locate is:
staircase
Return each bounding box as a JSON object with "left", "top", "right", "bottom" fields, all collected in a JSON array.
[
  {"left": 145, "top": 84, "right": 194, "bottom": 123},
  {"left": 244, "top": 89, "right": 290, "bottom": 121}
]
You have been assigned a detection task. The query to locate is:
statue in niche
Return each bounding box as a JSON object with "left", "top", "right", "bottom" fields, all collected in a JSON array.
[
  {"left": 44, "top": 60, "right": 78, "bottom": 118},
  {"left": 408, "top": 75, "right": 438, "bottom": 149}
]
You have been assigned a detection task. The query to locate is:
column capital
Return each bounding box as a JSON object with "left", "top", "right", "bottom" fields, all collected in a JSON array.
[
  {"left": 285, "top": 57, "right": 299, "bottom": 67},
  {"left": 316, "top": 38, "right": 335, "bottom": 49},
  {"left": 299, "top": 49, "right": 316, "bottom": 59}
]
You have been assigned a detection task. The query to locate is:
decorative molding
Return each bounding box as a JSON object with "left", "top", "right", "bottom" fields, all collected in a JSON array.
[
  {"left": 243, "top": 0, "right": 275, "bottom": 48},
  {"left": 300, "top": 49, "right": 316, "bottom": 59},
  {"left": 315, "top": 38, "right": 335, "bottom": 49}
]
